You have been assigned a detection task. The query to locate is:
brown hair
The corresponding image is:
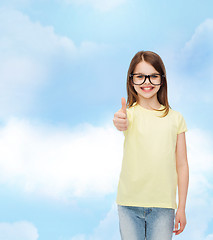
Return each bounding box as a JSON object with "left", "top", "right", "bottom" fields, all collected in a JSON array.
[{"left": 126, "top": 50, "right": 171, "bottom": 117}]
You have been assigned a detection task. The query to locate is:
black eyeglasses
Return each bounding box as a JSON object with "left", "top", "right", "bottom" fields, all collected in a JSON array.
[{"left": 129, "top": 73, "right": 165, "bottom": 86}]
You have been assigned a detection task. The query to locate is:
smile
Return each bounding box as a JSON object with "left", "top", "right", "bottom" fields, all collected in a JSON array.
[{"left": 141, "top": 87, "right": 154, "bottom": 92}]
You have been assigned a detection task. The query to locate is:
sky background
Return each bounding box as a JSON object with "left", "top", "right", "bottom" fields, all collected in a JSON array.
[{"left": 0, "top": 0, "right": 213, "bottom": 239}]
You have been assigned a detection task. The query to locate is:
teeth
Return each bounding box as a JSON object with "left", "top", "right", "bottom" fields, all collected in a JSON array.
[{"left": 142, "top": 87, "right": 152, "bottom": 90}]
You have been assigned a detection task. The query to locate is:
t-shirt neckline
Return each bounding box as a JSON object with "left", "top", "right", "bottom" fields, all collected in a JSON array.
[{"left": 135, "top": 102, "right": 164, "bottom": 112}]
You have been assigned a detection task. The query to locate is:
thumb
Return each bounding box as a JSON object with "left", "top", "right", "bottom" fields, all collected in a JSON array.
[{"left": 121, "top": 97, "right": 127, "bottom": 114}]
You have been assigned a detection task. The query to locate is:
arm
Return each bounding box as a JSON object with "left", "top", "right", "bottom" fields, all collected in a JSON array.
[
  {"left": 173, "top": 131, "right": 189, "bottom": 235},
  {"left": 176, "top": 131, "right": 189, "bottom": 210}
]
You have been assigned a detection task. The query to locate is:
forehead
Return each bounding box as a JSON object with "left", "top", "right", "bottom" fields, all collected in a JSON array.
[{"left": 134, "top": 61, "right": 158, "bottom": 74}]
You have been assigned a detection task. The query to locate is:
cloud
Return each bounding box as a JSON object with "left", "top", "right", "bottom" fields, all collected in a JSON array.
[
  {"left": 63, "top": 0, "right": 127, "bottom": 12},
  {"left": 0, "top": 0, "right": 31, "bottom": 8},
  {"left": 0, "top": 9, "right": 213, "bottom": 239},
  {"left": 68, "top": 122, "right": 213, "bottom": 240},
  {"left": 205, "top": 234, "right": 213, "bottom": 240},
  {"left": 179, "top": 18, "right": 213, "bottom": 71},
  {"left": 0, "top": 221, "right": 39, "bottom": 240},
  {"left": 70, "top": 203, "right": 120, "bottom": 240},
  {"left": 0, "top": 7, "right": 73, "bottom": 119},
  {"left": 0, "top": 7, "right": 111, "bottom": 120},
  {"left": 0, "top": 56, "right": 47, "bottom": 117},
  {"left": 171, "top": 128, "right": 213, "bottom": 240},
  {"left": 0, "top": 116, "right": 123, "bottom": 203},
  {"left": 164, "top": 18, "right": 213, "bottom": 104},
  {"left": 0, "top": 7, "right": 77, "bottom": 59},
  {"left": 0, "top": 7, "right": 110, "bottom": 64},
  {"left": 1, "top": 114, "right": 213, "bottom": 239}
]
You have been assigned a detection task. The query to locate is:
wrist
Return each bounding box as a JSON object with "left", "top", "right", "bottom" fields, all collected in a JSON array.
[{"left": 177, "top": 206, "right": 186, "bottom": 211}]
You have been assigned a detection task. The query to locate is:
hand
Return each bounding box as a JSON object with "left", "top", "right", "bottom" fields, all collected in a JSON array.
[
  {"left": 173, "top": 208, "right": 187, "bottom": 235},
  {"left": 113, "top": 97, "right": 129, "bottom": 131}
]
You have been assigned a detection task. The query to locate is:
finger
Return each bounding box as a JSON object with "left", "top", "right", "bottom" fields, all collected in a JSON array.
[
  {"left": 175, "top": 229, "right": 183, "bottom": 235},
  {"left": 173, "top": 221, "right": 180, "bottom": 234},
  {"left": 117, "top": 127, "right": 128, "bottom": 131},
  {"left": 114, "top": 111, "right": 127, "bottom": 119},
  {"left": 174, "top": 220, "right": 179, "bottom": 231},
  {"left": 113, "top": 118, "right": 128, "bottom": 126},
  {"left": 176, "top": 222, "right": 184, "bottom": 234},
  {"left": 121, "top": 97, "right": 127, "bottom": 114}
]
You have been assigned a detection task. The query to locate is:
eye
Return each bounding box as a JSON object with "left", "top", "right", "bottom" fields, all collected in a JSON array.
[
  {"left": 151, "top": 75, "right": 158, "bottom": 78},
  {"left": 137, "top": 75, "right": 144, "bottom": 78}
]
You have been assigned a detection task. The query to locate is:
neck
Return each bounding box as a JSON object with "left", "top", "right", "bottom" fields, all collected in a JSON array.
[{"left": 137, "top": 98, "right": 161, "bottom": 110}]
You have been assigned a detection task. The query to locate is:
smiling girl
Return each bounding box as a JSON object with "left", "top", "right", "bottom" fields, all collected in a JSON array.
[{"left": 113, "top": 50, "right": 189, "bottom": 240}]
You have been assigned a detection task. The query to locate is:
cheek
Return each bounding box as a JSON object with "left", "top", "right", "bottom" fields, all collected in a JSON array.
[
  {"left": 150, "top": 86, "right": 160, "bottom": 92},
  {"left": 155, "top": 86, "right": 161, "bottom": 92},
  {"left": 134, "top": 86, "right": 141, "bottom": 93},
  {"left": 133, "top": 85, "right": 138, "bottom": 92},
  {"left": 153, "top": 86, "right": 160, "bottom": 91}
]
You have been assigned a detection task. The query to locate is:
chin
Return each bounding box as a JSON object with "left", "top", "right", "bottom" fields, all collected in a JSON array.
[{"left": 137, "top": 91, "right": 157, "bottom": 98}]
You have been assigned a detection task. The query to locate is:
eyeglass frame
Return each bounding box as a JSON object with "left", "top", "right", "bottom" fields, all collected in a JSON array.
[{"left": 129, "top": 73, "right": 165, "bottom": 86}]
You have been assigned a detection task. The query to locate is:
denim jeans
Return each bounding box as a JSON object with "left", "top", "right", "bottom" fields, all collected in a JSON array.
[{"left": 117, "top": 204, "right": 175, "bottom": 240}]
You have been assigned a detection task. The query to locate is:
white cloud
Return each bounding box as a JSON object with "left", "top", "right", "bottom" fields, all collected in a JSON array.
[
  {"left": 0, "top": 11, "right": 213, "bottom": 238},
  {"left": 0, "top": 56, "right": 47, "bottom": 117},
  {"left": 0, "top": 7, "right": 111, "bottom": 120},
  {"left": 0, "top": 221, "right": 39, "bottom": 240},
  {"left": 206, "top": 234, "right": 213, "bottom": 240},
  {"left": 70, "top": 203, "right": 120, "bottom": 240},
  {"left": 0, "top": 0, "right": 31, "bottom": 8},
  {"left": 0, "top": 7, "right": 76, "bottom": 57},
  {"left": 63, "top": 0, "right": 127, "bottom": 12},
  {"left": 181, "top": 18, "right": 213, "bottom": 62},
  {"left": 171, "top": 129, "right": 213, "bottom": 240},
  {"left": 164, "top": 18, "right": 213, "bottom": 104},
  {"left": 0, "top": 116, "right": 123, "bottom": 203},
  {"left": 0, "top": 7, "right": 74, "bottom": 119},
  {"left": 0, "top": 6, "right": 111, "bottom": 66},
  {"left": 1, "top": 115, "right": 213, "bottom": 240},
  {"left": 68, "top": 124, "right": 213, "bottom": 240}
]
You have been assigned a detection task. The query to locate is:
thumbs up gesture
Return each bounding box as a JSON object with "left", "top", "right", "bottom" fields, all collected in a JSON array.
[{"left": 113, "top": 97, "right": 129, "bottom": 131}]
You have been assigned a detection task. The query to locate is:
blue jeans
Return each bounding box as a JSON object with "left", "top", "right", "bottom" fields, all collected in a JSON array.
[{"left": 117, "top": 204, "right": 175, "bottom": 240}]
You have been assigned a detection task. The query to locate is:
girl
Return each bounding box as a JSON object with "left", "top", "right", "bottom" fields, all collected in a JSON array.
[{"left": 113, "top": 50, "right": 189, "bottom": 240}]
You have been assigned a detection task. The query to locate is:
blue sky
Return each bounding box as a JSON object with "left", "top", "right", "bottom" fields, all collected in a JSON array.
[{"left": 0, "top": 0, "right": 213, "bottom": 239}]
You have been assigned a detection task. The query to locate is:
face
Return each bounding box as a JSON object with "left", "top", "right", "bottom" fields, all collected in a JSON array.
[{"left": 131, "top": 61, "right": 162, "bottom": 100}]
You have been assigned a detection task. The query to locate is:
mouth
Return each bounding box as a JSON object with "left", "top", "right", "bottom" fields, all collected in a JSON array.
[{"left": 140, "top": 86, "right": 154, "bottom": 92}]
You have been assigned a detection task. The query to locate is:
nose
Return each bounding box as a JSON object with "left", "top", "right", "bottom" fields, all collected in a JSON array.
[{"left": 144, "top": 75, "right": 150, "bottom": 84}]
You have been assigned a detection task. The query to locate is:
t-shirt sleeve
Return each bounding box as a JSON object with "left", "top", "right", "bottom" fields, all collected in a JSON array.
[
  {"left": 177, "top": 112, "right": 188, "bottom": 134},
  {"left": 123, "top": 108, "right": 132, "bottom": 137}
]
